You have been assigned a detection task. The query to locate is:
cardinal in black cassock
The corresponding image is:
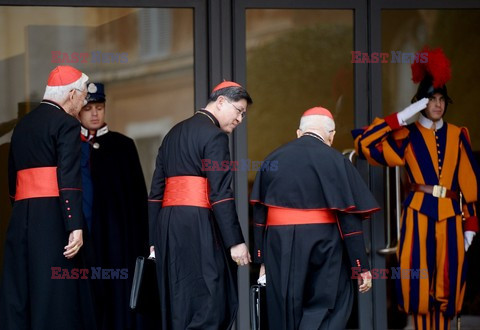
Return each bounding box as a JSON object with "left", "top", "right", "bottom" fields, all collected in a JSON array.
[
  {"left": 0, "top": 66, "right": 96, "bottom": 329},
  {"left": 250, "top": 107, "right": 380, "bottom": 330},
  {"left": 148, "top": 81, "right": 253, "bottom": 330}
]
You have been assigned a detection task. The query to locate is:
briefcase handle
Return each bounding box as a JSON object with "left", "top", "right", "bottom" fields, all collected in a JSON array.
[{"left": 250, "top": 285, "right": 261, "bottom": 330}]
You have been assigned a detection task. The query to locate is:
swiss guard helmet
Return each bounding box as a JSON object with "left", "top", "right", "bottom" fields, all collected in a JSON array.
[{"left": 411, "top": 47, "right": 452, "bottom": 114}]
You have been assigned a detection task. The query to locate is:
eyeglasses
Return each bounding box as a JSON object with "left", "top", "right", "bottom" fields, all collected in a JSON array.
[
  {"left": 226, "top": 99, "right": 246, "bottom": 119},
  {"left": 72, "top": 88, "right": 87, "bottom": 95},
  {"left": 73, "top": 82, "right": 88, "bottom": 94}
]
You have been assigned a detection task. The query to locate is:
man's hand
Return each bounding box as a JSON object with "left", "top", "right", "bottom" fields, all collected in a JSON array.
[
  {"left": 259, "top": 263, "right": 265, "bottom": 277},
  {"left": 149, "top": 245, "right": 156, "bottom": 259},
  {"left": 358, "top": 271, "right": 372, "bottom": 293},
  {"left": 64, "top": 229, "right": 83, "bottom": 259},
  {"left": 230, "top": 243, "right": 251, "bottom": 266},
  {"left": 397, "top": 97, "right": 429, "bottom": 126},
  {"left": 465, "top": 231, "right": 476, "bottom": 252},
  {"left": 257, "top": 263, "right": 266, "bottom": 286}
]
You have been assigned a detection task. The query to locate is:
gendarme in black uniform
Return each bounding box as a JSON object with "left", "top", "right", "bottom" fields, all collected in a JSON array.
[
  {"left": 79, "top": 82, "right": 151, "bottom": 329},
  {"left": 81, "top": 124, "right": 149, "bottom": 329}
]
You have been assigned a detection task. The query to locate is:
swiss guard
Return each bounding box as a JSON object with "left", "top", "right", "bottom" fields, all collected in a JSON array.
[{"left": 354, "top": 47, "right": 480, "bottom": 329}]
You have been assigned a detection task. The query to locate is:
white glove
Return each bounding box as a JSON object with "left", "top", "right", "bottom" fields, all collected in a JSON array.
[
  {"left": 148, "top": 250, "right": 156, "bottom": 259},
  {"left": 465, "top": 231, "right": 476, "bottom": 252},
  {"left": 397, "top": 98, "right": 429, "bottom": 126},
  {"left": 257, "top": 274, "right": 266, "bottom": 286}
]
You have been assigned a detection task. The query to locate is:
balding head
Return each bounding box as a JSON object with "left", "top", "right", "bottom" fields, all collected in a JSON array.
[{"left": 297, "top": 107, "right": 336, "bottom": 146}]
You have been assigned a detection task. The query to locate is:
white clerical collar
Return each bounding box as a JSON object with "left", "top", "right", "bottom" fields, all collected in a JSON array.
[
  {"left": 418, "top": 113, "right": 443, "bottom": 130},
  {"left": 302, "top": 131, "right": 328, "bottom": 145},
  {"left": 81, "top": 125, "right": 109, "bottom": 138}
]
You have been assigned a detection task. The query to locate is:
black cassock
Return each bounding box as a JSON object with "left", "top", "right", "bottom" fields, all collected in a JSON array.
[
  {"left": 0, "top": 101, "right": 96, "bottom": 330},
  {"left": 250, "top": 132, "right": 380, "bottom": 330},
  {"left": 81, "top": 126, "right": 150, "bottom": 330},
  {"left": 148, "top": 110, "right": 245, "bottom": 330}
]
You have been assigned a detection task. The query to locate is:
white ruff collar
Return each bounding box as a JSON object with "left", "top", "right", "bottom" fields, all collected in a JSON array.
[{"left": 418, "top": 114, "right": 443, "bottom": 130}]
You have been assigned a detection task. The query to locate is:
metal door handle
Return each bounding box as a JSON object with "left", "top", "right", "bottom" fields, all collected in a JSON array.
[{"left": 378, "top": 166, "right": 401, "bottom": 255}]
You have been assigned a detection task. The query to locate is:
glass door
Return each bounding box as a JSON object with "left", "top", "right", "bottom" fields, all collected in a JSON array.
[
  {"left": 233, "top": 1, "right": 372, "bottom": 328},
  {"left": 369, "top": 2, "right": 480, "bottom": 328},
  {"left": 379, "top": 8, "right": 480, "bottom": 329},
  {"left": 0, "top": 3, "right": 199, "bottom": 276}
]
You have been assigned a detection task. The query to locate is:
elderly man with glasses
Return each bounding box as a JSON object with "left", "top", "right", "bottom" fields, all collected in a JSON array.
[{"left": 0, "top": 66, "right": 96, "bottom": 329}]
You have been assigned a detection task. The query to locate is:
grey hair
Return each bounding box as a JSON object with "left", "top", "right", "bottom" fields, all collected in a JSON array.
[
  {"left": 299, "top": 114, "right": 335, "bottom": 132},
  {"left": 43, "top": 73, "right": 89, "bottom": 103}
]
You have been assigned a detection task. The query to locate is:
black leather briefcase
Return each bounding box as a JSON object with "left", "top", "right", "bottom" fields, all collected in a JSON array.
[
  {"left": 129, "top": 256, "right": 160, "bottom": 317},
  {"left": 250, "top": 284, "right": 268, "bottom": 330}
]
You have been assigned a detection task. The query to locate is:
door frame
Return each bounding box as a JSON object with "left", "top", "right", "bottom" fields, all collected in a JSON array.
[
  {"left": 0, "top": 0, "right": 209, "bottom": 110},
  {"left": 231, "top": 1, "right": 374, "bottom": 329},
  {"left": 3, "top": 0, "right": 480, "bottom": 328}
]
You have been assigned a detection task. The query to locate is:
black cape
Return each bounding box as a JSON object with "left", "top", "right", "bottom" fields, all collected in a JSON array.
[
  {"left": 82, "top": 127, "right": 150, "bottom": 330},
  {"left": 148, "top": 110, "right": 244, "bottom": 330},
  {"left": 250, "top": 133, "right": 379, "bottom": 213}
]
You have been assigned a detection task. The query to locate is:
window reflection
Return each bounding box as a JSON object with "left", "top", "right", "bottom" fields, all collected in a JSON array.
[
  {"left": 0, "top": 6, "right": 194, "bottom": 272},
  {"left": 246, "top": 9, "right": 354, "bottom": 182}
]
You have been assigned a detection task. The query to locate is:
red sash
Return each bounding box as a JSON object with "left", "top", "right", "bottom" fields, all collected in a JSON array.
[
  {"left": 267, "top": 207, "right": 337, "bottom": 226},
  {"left": 162, "top": 176, "right": 211, "bottom": 208},
  {"left": 15, "top": 167, "right": 59, "bottom": 201}
]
